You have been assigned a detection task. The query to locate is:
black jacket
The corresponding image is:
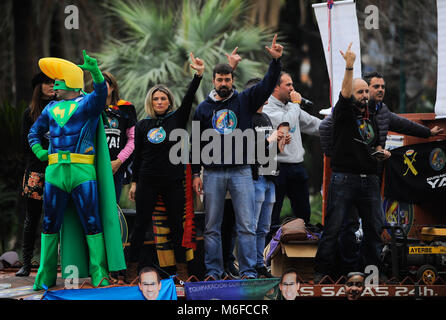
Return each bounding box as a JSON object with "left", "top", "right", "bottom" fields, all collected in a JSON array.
[{"left": 319, "top": 101, "right": 431, "bottom": 157}]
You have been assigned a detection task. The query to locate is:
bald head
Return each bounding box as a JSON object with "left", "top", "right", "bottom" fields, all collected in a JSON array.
[
  {"left": 353, "top": 78, "right": 367, "bottom": 90},
  {"left": 352, "top": 78, "right": 369, "bottom": 108}
]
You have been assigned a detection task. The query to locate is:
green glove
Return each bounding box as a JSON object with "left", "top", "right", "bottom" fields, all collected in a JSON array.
[
  {"left": 31, "top": 143, "right": 48, "bottom": 162},
  {"left": 78, "top": 50, "right": 104, "bottom": 84}
]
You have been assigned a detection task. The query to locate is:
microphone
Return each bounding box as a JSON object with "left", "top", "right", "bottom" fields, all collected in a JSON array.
[{"left": 300, "top": 97, "right": 314, "bottom": 107}]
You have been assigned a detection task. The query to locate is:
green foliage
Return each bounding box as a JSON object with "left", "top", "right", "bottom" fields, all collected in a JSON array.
[
  {"left": 0, "top": 101, "right": 26, "bottom": 188},
  {"left": 97, "top": 0, "right": 275, "bottom": 119},
  {"left": 0, "top": 101, "right": 26, "bottom": 252}
]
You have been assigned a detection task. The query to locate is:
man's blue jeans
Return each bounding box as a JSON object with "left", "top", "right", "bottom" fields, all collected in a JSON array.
[
  {"left": 203, "top": 165, "right": 257, "bottom": 278},
  {"left": 253, "top": 176, "right": 275, "bottom": 268},
  {"left": 315, "top": 172, "right": 384, "bottom": 276}
]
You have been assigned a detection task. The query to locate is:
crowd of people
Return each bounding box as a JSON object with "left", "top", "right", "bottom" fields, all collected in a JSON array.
[{"left": 16, "top": 36, "right": 444, "bottom": 293}]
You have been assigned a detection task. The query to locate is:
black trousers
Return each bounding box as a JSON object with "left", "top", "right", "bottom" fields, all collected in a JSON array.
[
  {"left": 21, "top": 198, "right": 43, "bottom": 264},
  {"left": 266, "top": 163, "right": 311, "bottom": 245},
  {"left": 128, "top": 177, "right": 186, "bottom": 264}
]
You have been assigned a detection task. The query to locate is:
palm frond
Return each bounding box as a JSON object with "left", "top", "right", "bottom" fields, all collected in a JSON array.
[{"left": 96, "top": 0, "right": 281, "bottom": 119}]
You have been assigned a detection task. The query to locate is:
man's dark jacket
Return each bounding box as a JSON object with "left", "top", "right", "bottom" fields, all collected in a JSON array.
[{"left": 319, "top": 102, "right": 431, "bottom": 156}]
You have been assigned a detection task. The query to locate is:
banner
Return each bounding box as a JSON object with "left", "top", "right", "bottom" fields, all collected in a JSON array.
[
  {"left": 42, "top": 278, "right": 177, "bottom": 300},
  {"left": 313, "top": 0, "right": 362, "bottom": 108},
  {"left": 184, "top": 279, "right": 280, "bottom": 300},
  {"left": 384, "top": 140, "right": 446, "bottom": 203}
]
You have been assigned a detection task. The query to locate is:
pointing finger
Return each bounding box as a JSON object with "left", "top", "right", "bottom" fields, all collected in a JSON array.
[
  {"left": 272, "top": 34, "right": 277, "bottom": 47},
  {"left": 190, "top": 52, "right": 196, "bottom": 64},
  {"left": 347, "top": 42, "right": 352, "bottom": 51}
]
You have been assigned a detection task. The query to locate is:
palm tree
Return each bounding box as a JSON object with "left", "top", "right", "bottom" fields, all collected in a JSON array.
[{"left": 96, "top": 0, "right": 277, "bottom": 119}]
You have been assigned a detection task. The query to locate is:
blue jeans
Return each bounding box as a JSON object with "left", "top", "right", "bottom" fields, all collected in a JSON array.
[
  {"left": 315, "top": 172, "right": 384, "bottom": 275},
  {"left": 253, "top": 176, "right": 275, "bottom": 268},
  {"left": 203, "top": 165, "right": 256, "bottom": 278}
]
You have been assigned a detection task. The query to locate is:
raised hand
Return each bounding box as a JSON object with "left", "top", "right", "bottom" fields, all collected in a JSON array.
[
  {"left": 340, "top": 42, "right": 355, "bottom": 68},
  {"left": 290, "top": 90, "right": 302, "bottom": 104},
  {"left": 265, "top": 34, "right": 283, "bottom": 59},
  {"left": 190, "top": 52, "right": 205, "bottom": 76},
  {"left": 78, "top": 49, "right": 104, "bottom": 83},
  {"left": 226, "top": 47, "right": 242, "bottom": 71},
  {"left": 78, "top": 50, "right": 98, "bottom": 72},
  {"left": 340, "top": 42, "right": 355, "bottom": 98}
]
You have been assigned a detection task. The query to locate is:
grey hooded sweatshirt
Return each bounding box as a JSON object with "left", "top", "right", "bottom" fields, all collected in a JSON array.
[{"left": 262, "top": 95, "right": 321, "bottom": 164}]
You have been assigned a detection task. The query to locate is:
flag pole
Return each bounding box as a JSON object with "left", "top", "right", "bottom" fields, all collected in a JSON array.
[
  {"left": 322, "top": 0, "right": 334, "bottom": 225},
  {"left": 328, "top": 0, "right": 334, "bottom": 109}
]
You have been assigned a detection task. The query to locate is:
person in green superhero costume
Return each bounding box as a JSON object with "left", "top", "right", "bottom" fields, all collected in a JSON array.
[{"left": 28, "top": 51, "right": 126, "bottom": 291}]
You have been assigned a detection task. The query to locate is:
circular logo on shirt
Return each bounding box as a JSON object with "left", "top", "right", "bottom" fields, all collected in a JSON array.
[
  {"left": 107, "top": 117, "right": 119, "bottom": 129},
  {"left": 147, "top": 127, "right": 166, "bottom": 144},
  {"left": 212, "top": 109, "right": 237, "bottom": 135},
  {"left": 429, "top": 148, "right": 446, "bottom": 171}
]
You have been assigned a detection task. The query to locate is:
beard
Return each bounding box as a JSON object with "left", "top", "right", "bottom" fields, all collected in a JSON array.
[
  {"left": 216, "top": 86, "right": 232, "bottom": 98},
  {"left": 353, "top": 96, "right": 368, "bottom": 109}
]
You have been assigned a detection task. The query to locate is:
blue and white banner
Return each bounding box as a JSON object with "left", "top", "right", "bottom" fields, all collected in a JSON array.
[{"left": 184, "top": 279, "right": 280, "bottom": 300}]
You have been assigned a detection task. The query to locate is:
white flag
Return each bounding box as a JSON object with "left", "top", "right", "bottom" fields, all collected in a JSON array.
[{"left": 313, "top": 0, "right": 362, "bottom": 109}]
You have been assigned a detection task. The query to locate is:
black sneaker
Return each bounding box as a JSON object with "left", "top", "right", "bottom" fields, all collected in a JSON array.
[
  {"left": 224, "top": 263, "right": 240, "bottom": 279},
  {"left": 15, "top": 265, "right": 31, "bottom": 277},
  {"left": 256, "top": 266, "right": 273, "bottom": 278}
]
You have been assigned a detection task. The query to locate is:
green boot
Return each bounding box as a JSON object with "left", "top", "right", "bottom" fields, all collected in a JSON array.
[
  {"left": 86, "top": 233, "right": 110, "bottom": 287},
  {"left": 33, "top": 233, "right": 59, "bottom": 291}
]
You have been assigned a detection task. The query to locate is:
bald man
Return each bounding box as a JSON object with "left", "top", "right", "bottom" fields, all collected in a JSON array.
[{"left": 313, "top": 44, "right": 390, "bottom": 283}]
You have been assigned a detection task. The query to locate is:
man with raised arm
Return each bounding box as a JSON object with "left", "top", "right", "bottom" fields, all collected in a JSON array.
[
  {"left": 192, "top": 35, "right": 283, "bottom": 280},
  {"left": 29, "top": 51, "right": 125, "bottom": 290},
  {"left": 314, "top": 43, "right": 390, "bottom": 283}
]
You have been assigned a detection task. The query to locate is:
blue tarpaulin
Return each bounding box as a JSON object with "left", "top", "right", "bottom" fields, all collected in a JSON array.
[{"left": 43, "top": 278, "right": 177, "bottom": 300}]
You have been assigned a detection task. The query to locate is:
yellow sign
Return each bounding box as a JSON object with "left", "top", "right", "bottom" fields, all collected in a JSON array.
[{"left": 409, "top": 246, "right": 446, "bottom": 254}]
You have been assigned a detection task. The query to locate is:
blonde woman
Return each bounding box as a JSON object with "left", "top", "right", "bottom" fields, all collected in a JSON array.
[{"left": 126, "top": 53, "right": 204, "bottom": 283}]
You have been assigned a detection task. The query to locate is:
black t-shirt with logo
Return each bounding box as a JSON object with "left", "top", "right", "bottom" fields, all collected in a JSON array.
[
  {"left": 132, "top": 74, "right": 202, "bottom": 182},
  {"left": 331, "top": 93, "right": 379, "bottom": 174},
  {"left": 102, "top": 100, "right": 137, "bottom": 174}
]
